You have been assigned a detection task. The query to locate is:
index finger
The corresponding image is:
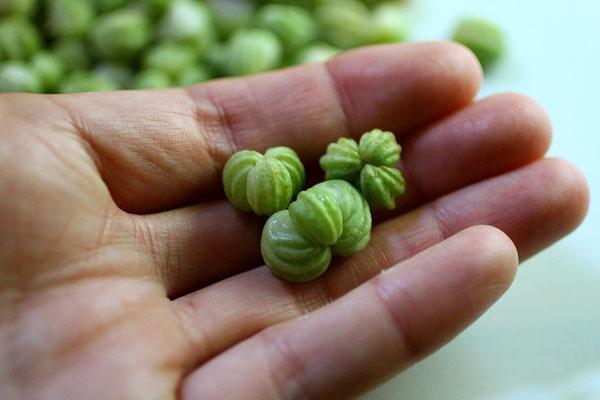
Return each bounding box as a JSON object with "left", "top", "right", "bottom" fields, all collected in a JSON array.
[{"left": 52, "top": 42, "right": 482, "bottom": 214}]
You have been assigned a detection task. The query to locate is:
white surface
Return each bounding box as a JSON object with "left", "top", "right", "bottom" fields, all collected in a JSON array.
[{"left": 365, "top": 1, "right": 600, "bottom": 399}]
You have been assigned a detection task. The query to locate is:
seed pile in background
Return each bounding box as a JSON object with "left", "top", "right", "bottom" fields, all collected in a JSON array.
[{"left": 0, "top": 0, "right": 505, "bottom": 94}]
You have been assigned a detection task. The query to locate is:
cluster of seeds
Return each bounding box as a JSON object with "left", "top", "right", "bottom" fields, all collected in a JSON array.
[
  {"left": 0, "top": 0, "right": 412, "bottom": 93},
  {"left": 223, "top": 129, "right": 405, "bottom": 282},
  {"left": 0, "top": 0, "right": 505, "bottom": 94}
]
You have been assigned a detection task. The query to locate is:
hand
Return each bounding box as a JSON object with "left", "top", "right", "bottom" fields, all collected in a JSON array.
[{"left": 0, "top": 42, "right": 588, "bottom": 400}]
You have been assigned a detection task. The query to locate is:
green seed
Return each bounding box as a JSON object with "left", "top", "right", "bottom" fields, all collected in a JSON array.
[
  {"left": 261, "top": 180, "right": 372, "bottom": 282},
  {"left": 315, "top": 0, "right": 370, "bottom": 49},
  {"left": 319, "top": 137, "right": 362, "bottom": 182},
  {"left": 359, "top": 164, "right": 405, "bottom": 210},
  {"left": 452, "top": 17, "right": 506, "bottom": 71},
  {"left": 143, "top": 42, "right": 198, "bottom": 80},
  {"left": 368, "top": 2, "right": 409, "bottom": 44},
  {"left": 295, "top": 42, "right": 341, "bottom": 65},
  {"left": 0, "top": 0, "right": 37, "bottom": 16},
  {"left": 206, "top": 0, "right": 254, "bottom": 38},
  {"left": 320, "top": 129, "right": 406, "bottom": 210},
  {"left": 358, "top": 129, "right": 401, "bottom": 167},
  {"left": 177, "top": 65, "right": 212, "bottom": 87},
  {"left": 95, "top": 63, "right": 133, "bottom": 89},
  {"left": 59, "top": 71, "right": 119, "bottom": 93},
  {"left": 255, "top": 4, "right": 317, "bottom": 55},
  {"left": 0, "top": 16, "right": 41, "bottom": 60},
  {"left": 159, "top": 0, "right": 215, "bottom": 56},
  {"left": 90, "top": 9, "right": 151, "bottom": 60},
  {"left": 0, "top": 61, "right": 41, "bottom": 93},
  {"left": 222, "top": 147, "right": 305, "bottom": 216},
  {"left": 52, "top": 38, "right": 91, "bottom": 71},
  {"left": 31, "top": 51, "right": 65, "bottom": 92},
  {"left": 224, "top": 28, "right": 282, "bottom": 76},
  {"left": 261, "top": 210, "right": 332, "bottom": 283},
  {"left": 131, "top": 69, "right": 172, "bottom": 90},
  {"left": 94, "top": 0, "right": 128, "bottom": 13},
  {"left": 46, "top": 0, "right": 95, "bottom": 38}
]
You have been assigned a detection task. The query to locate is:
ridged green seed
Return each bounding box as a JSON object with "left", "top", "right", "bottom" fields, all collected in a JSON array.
[
  {"left": 359, "top": 129, "right": 401, "bottom": 167},
  {"left": 261, "top": 180, "right": 372, "bottom": 282},
  {"left": 265, "top": 146, "right": 305, "bottom": 198},
  {"left": 310, "top": 180, "right": 372, "bottom": 256},
  {"left": 247, "top": 157, "right": 293, "bottom": 216},
  {"left": 289, "top": 189, "right": 343, "bottom": 246},
  {"left": 261, "top": 210, "right": 332, "bottom": 283},
  {"left": 360, "top": 165, "right": 405, "bottom": 210},
  {"left": 222, "top": 150, "right": 263, "bottom": 212},
  {"left": 223, "top": 147, "right": 305, "bottom": 216},
  {"left": 319, "top": 137, "right": 362, "bottom": 181},
  {"left": 321, "top": 129, "right": 405, "bottom": 210}
]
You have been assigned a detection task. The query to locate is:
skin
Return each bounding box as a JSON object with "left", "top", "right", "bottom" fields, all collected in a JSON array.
[{"left": 0, "top": 42, "right": 589, "bottom": 400}]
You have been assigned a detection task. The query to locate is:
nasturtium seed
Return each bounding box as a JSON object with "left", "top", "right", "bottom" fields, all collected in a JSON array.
[
  {"left": 223, "top": 147, "right": 305, "bottom": 216},
  {"left": 315, "top": 0, "right": 371, "bottom": 49},
  {"left": 224, "top": 28, "right": 282, "bottom": 76},
  {"left": 320, "top": 129, "right": 406, "bottom": 210},
  {"left": 46, "top": 0, "right": 95, "bottom": 38},
  {"left": 452, "top": 17, "right": 506, "bottom": 71},
  {"left": 59, "top": 71, "right": 119, "bottom": 93},
  {"left": 0, "top": 61, "right": 42, "bottom": 93},
  {"left": 262, "top": 180, "right": 372, "bottom": 282},
  {"left": 0, "top": 16, "right": 41, "bottom": 60},
  {"left": 368, "top": 2, "right": 410, "bottom": 44},
  {"left": 256, "top": 4, "right": 317, "bottom": 55},
  {"left": 295, "top": 43, "right": 341, "bottom": 65},
  {"left": 90, "top": 9, "right": 151, "bottom": 60},
  {"left": 131, "top": 69, "right": 172, "bottom": 90},
  {"left": 31, "top": 52, "right": 65, "bottom": 92}
]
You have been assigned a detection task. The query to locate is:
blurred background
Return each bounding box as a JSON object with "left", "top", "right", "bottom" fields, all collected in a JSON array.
[{"left": 367, "top": 0, "right": 600, "bottom": 399}]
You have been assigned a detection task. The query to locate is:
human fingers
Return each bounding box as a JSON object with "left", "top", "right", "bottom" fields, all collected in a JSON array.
[
  {"left": 51, "top": 42, "right": 481, "bottom": 214},
  {"left": 179, "top": 226, "right": 518, "bottom": 400}
]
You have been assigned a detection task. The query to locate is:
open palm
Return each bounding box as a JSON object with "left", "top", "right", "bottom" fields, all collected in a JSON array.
[{"left": 0, "top": 43, "right": 589, "bottom": 400}]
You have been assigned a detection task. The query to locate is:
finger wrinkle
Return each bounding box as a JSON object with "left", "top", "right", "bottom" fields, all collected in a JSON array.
[{"left": 186, "top": 86, "right": 239, "bottom": 170}]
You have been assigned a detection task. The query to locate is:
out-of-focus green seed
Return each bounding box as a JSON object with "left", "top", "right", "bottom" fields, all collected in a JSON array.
[
  {"left": 95, "top": 63, "right": 133, "bottom": 89},
  {"left": 177, "top": 65, "right": 211, "bottom": 87},
  {"left": 225, "top": 28, "right": 282, "bottom": 76},
  {"left": 159, "top": 0, "right": 215, "bottom": 56},
  {"left": 316, "top": 0, "right": 370, "bottom": 49},
  {"left": 256, "top": 4, "right": 317, "bottom": 54},
  {"left": 295, "top": 42, "right": 340, "bottom": 64},
  {"left": 59, "top": 71, "right": 119, "bottom": 93},
  {"left": 46, "top": 0, "right": 95, "bottom": 38},
  {"left": 205, "top": 44, "right": 229, "bottom": 77},
  {"left": 0, "top": 0, "right": 37, "bottom": 16},
  {"left": 52, "top": 38, "right": 91, "bottom": 71},
  {"left": 90, "top": 9, "right": 151, "bottom": 60},
  {"left": 143, "top": 42, "right": 197, "bottom": 79},
  {"left": 0, "top": 61, "right": 41, "bottom": 93},
  {"left": 206, "top": 0, "right": 254, "bottom": 38},
  {"left": 31, "top": 52, "right": 65, "bottom": 92},
  {"left": 94, "top": 0, "right": 127, "bottom": 13},
  {"left": 131, "top": 69, "right": 172, "bottom": 90},
  {"left": 0, "top": 16, "right": 41, "bottom": 60},
  {"left": 368, "top": 2, "right": 409, "bottom": 44},
  {"left": 452, "top": 17, "right": 506, "bottom": 71}
]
